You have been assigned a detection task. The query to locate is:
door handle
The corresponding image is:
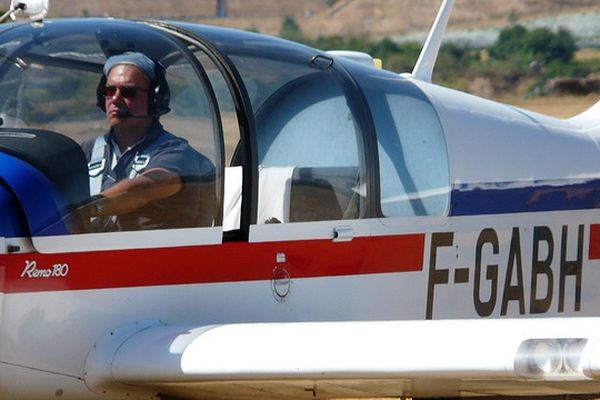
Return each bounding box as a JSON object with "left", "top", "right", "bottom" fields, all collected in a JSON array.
[{"left": 332, "top": 226, "right": 353, "bottom": 242}]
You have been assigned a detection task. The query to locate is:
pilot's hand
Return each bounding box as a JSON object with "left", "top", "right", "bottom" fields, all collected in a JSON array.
[{"left": 73, "top": 194, "right": 118, "bottom": 232}]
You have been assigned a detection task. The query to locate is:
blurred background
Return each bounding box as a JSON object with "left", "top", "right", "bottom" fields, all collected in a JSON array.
[{"left": 5, "top": 0, "right": 600, "bottom": 117}]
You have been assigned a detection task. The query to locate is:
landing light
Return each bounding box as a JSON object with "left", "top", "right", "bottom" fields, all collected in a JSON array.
[{"left": 514, "top": 338, "right": 587, "bottom": 379}]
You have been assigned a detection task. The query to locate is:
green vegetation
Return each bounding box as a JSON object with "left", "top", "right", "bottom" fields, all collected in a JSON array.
[
  {"left": 279, "top": 17, "right": 600, "bottom": 96},
  {"left": 490, "top": 25, "right": 576, "bottom": 63},
  {"left": 280, "top": 16, "right": 304, "bottom": 43}
]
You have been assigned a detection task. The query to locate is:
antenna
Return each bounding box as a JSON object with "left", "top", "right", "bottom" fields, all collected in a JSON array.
[{"left": 410, "top": 0, "right": 454, "bottom": 82}]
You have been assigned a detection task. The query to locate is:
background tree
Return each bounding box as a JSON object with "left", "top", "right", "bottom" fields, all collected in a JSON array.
[
  {"left": 489, "top": 25, "right": 576, "bottom": 64},
  {"left": 280, "top": 16, "right": 304, "bottom": 42}
]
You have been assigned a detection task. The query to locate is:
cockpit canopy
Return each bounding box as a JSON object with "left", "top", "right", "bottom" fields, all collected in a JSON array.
[{"left": 0, "top": 18, "right": 450, "bottom": 241}]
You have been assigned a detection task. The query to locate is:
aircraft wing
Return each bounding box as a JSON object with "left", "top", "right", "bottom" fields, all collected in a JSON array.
[{"left": 84, "top": 317, "right": 600, "bottom": 400}]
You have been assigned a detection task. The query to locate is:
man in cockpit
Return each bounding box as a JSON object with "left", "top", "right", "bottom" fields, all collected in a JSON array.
[{"left": 80, "top": 52, "right": 214, "bottom": 231}]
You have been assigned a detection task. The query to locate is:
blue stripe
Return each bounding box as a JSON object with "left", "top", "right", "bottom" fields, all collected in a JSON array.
[
  {"left": 450, "top": 178, "right": 600, "bottom": 216},
  {"left": 0, "top": 153, "right": 70, "bottom": 236},
  {"left": 0, "top": 185, "right": 28, "bottom": 237}
]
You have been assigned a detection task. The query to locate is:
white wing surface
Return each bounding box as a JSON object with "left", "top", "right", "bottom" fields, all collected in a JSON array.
[{"left": 84, "top": 318, "right": 600, "bottom": 400}]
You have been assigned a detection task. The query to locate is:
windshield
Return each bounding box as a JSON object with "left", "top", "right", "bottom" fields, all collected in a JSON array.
[{"left": 0, "top": 19, "right": 223, "bottom": 236}]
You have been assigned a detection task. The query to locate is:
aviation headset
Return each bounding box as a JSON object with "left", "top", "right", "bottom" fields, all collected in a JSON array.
[{"left": 96, "top": 53, "right": 171, "bottom": 117}]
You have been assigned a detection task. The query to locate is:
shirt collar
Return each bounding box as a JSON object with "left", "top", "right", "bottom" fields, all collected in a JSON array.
[{"left": 107, "top": 119, "right": 163, "bottom": 157}]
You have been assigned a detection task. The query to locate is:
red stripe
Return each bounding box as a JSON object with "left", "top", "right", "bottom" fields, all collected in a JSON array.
[
  {"left": 590, "top": 224, "right": 600, "bottom": 260},
  {"left": 2, "top": 234, "right": 424, "bottom": 293},
  {"left": 0, "top": 265, "right": 5, "bottom": 292}
]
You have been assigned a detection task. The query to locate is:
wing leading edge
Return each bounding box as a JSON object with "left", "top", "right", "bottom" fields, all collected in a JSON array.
[{"left": 84, "top": 318, "right": 600, "bottom": 400}]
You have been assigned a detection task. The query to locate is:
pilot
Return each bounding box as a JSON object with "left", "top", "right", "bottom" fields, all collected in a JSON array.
[{"left": 80, "top": 52, "right": 214, "bottom": 231}]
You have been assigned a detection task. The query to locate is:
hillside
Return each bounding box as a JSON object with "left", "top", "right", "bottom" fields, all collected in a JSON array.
[
  {"left": 36, "top": 0, "right": 600, "bottom": 115},
  {"left": 48, "top": 0, "right": 600, "bottom": 39},
  {"left": 49, "top": 0, "right": 329, "bottom": 20}
]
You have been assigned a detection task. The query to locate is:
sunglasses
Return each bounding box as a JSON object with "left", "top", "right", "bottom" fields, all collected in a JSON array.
[{"left": 101, "top": 86, "right": 148, "bottom": 98}]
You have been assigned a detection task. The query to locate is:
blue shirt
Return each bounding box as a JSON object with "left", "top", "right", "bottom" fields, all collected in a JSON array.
[{"left": 81, "top": 121, "right": 215, "bottom": 230}]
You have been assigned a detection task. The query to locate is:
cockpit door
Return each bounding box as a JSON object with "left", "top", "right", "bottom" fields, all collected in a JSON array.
[{"left": 226, "top": 50, "right": 373, "bottom": 244}]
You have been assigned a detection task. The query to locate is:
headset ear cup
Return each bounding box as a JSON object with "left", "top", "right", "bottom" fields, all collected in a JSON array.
[
  {"left": 150, "top": 62, "right": 170, "bottom": 116},
  {"left": 156, "top": 79, "right": 170, "bottom": 115},
  {"left": 96, "top": 75, "right": 107, "bottom": 112}
]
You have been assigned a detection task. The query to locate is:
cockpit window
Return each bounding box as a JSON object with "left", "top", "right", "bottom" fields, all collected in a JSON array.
[
  {"left": 0, "top": 33, "right": 105, "bottom": 138},
  {"left": 230, "top": 55, "right": 313, "bottom": 113},
  {"left": 351, "top": 67, "right": 450, "bottom": 217},
  {"left": 232, "top": 54, "right": 364, "bottom": 223},
  {"left": 0, "top": 20, "right": 223, "bottom": 236}
]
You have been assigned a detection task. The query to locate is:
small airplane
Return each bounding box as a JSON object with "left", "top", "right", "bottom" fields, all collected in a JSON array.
[{"left": 0, "top": 0, "right": 599, "bottom": 399}]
